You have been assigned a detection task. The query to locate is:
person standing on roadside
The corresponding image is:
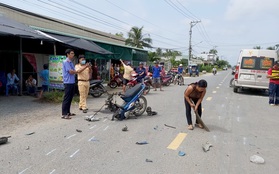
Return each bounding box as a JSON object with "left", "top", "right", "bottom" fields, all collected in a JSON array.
[
  {"left": 135, "top": 62, "right": 146, "bottom": 83},
  {"left": 75, "top": 55, "right": 92, "bottom": 113},
  {"left": 266, "top": 60, "right": 279, "bottom": 106},
  {"left": 39, "top": 64, "right": 49, "bottom": 98},
  {"left": 184, "top": 79, "right": 207, "bottom": 130},
  {"left": 61, "top": 49, "right": 90, "bottom": 119},
  {"left": 152, "top": 61, "right": 162, "bottom": 91},
  {"left": 120, "top": 59, "right": 133, "bottom": 93}
]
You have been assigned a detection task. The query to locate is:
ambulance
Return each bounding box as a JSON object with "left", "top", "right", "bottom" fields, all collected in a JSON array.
[{"left": 233, "top": 49, "right": 278, "bottom": 92}]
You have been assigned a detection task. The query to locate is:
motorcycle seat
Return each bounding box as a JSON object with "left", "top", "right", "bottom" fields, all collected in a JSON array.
[
  {"left": 90, "top": 79, "right": 103, "bottom": 84},
  {"left": 121, "top": 83, "right": 142, "bottom": 102}
]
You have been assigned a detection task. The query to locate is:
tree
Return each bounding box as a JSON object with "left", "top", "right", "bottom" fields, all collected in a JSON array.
[
  {"left": 266, "top": 46, "right": 275, "bottom": 50},
  {"left": 209, "top": 49, "right": 218, "bottom": 55},
  {"left": 148, "top": 52, "right": 160, "bottom": 62},
  {"left": 125, "top": 26, "right": 152, "bottom": 48},
  {"left": 115, "top": 32, "right": 124, "bottom": 38},
  {"left": 156, "top": 48, "right": 162, "bottom": 56},
  {"left": 253, "top": 46, "right": 262, "bottom": 49}
]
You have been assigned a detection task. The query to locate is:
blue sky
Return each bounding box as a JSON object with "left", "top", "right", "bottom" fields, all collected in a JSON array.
[{"left": 0, "top": 0, "right": 278, "bottom": 65}]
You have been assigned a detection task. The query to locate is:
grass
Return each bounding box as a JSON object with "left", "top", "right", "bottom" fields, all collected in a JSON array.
[{"left": 40, "top": 90, "right": 79, "bottom": 103}]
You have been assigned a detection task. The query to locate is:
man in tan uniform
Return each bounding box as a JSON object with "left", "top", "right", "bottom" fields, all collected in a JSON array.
[
  {"left": 120, "top": 59, "right": 134, "bottom": 93},
  {"left": 75, "top": 55, "right": 92, "bottom": 113}
]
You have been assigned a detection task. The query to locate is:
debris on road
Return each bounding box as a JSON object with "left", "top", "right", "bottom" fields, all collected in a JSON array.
[
  {"left": 85, "top": 115, "right": 100, "bottom": 122},
  {"left": 26, "top": 146, "right": 30, "bottom": 150},
  {"left": 202, "top": 142, "right": 213, "bottom": 152},
  {"left": 178, "top": 151, "right": 186, "bottom": 156},
  {"left": 146, "top": 106, "right": 158, "bottom": 116},
  {"left": 154, "top": 125, "right": 158, "bottom": 130},
  {"left": 164, "top": 124, "right": 176, "bottom": 129},
  {"left": 145, "top": 159, "right": 153, "bottom": 162},
  {"left": 122, "top": 125, "right": 128, "bottom": 131},
  {"left": 0, "top": 136, "right": 11, "bottom": 145},
  {"left": 89, "top": 137, "right": 99, "bottom": 142},
  {"left": 136, "top": 141, "right": 148, "bottom": 145},
  {"left": 25, "top": 132, "right": 35, "bottom": 135},
  {"left": 76, "top": 129, "right": 82, "bottom": 133},
  {"left": 250, "top": 155, "right": 265, "bottom": 164}
]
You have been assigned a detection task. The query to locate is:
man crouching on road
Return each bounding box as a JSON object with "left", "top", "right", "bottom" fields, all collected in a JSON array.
[{"left": 75, "top": 55, "right": 92, "bottom": 113}]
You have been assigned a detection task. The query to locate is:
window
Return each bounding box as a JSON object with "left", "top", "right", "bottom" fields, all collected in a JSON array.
[{"left": 241, "top": 57, "right": 274, "bottom": 70}]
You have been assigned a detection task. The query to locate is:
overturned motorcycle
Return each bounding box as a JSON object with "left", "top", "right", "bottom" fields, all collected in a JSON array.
[{"left": 107, "top": 83, "right": 148, "bottom": 121}]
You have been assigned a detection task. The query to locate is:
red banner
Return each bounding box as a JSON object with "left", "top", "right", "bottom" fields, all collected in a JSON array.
[{"left": 23, "top": 53, "right": 37, "bottom": 72}]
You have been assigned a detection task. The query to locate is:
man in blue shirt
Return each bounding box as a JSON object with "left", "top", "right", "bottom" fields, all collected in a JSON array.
[
  {"left": 178, "top": 64, "right": 184, "bottom": 74},
  {"left": 39, "top": 64, "right": 49, "bottom": 98},
  {"left": 6, "top": 69, "right": 20, "bottom": 96},
  {"left": 136, "top": 62, "right": 146, "bottom": 83},
  {"left": 61, "top": 49, "right": 89, "bottom": 119},
  {"left": 152, "top": 61, "right": 163, "bottom": 91}
]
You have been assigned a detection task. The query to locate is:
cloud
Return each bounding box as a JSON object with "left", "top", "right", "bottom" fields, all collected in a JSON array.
[{"left": 225, "top": 0, "right": 279, "bottom": 21}]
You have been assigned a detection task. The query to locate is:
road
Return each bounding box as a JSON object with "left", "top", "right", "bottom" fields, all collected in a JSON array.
[{"left": 0, "top": 70, "right": 278, "bottom": 174}]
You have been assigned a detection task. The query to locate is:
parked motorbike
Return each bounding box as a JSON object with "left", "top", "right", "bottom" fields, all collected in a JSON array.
[
  {"left": 126, "top": 73, "right": 151, "bottom": 94},
  {"left": 161, "top": 75, "right": 172, "bottom": 86},
  {"left": 89, "top": 79, "right": 107, "bottom": 98},
  {"left": 111, "top": 83, "right": 147, "bottom": 121},
  {"left": 108, "top": 73, "right": 123, "bottom": 88}
]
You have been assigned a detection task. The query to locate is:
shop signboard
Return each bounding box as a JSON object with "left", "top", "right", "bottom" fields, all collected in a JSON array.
[{"left": 49, "top": 55, "right": 66, "bottom": 89}]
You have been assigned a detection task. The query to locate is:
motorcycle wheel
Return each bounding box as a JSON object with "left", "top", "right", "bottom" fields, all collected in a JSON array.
[
  {"left": 109, "top": 80, "right": 118, "bottom": 89},
  {"left": 230, "top": 78, "right": 234, "bottom": 87},
  {"left": 133, "top": 96, "right": 147, "bottom": 116},
  {"left": 179, "top": 77, "right": 184, "bottom": 85},
  {"left": 90, "top": 86, "right": 103, "bottom": 98},
  {"left": 165, "top": 80, "right": 171, "bottom": 86}
]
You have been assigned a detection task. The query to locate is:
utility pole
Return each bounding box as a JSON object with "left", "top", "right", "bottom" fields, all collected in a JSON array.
[{"left": 188, "top": 20, "right": 201, "bottom": 65}]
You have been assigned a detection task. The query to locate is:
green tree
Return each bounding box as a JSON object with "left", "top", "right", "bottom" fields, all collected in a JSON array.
[
  {"left": 125, "top": 26, "right": 152, "bottom": 48},
  {"left": 266, "top": 46, "right": 275, "bottom": 50},
  {"left": 115, "top": 32, "right": 124, "bottom": 38},
  {"left": 209, "top": 49, "right": 218, "bottom": 55},
  {"left": 148, "top": 52, "right": 160, "bottom": 62},
  {"left": 156, "top": 48, "right": 162, "bottom": 56},
  {"left": 253, "top": 46, "right": 262, "bottom": 49}
]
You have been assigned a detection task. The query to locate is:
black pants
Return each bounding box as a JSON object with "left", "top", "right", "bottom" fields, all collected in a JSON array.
[
  {"left": 62, "top": 84, "right": 75, "bottom": 116},
  {"left": 184, "top": 98, "right": 202, "bottom": 125}
]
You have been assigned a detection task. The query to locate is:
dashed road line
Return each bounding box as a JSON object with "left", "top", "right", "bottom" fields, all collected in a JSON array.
[
  {"left": 88, "top": 136, "right": 95, "bottom": 142},
  {"left": 167, "top": 133, "right": 187, "bottom": 150},
  {"left": 103, "top": 126, "right": 109, "bottom": 131},
  {"left": 219, "top": 84, "right": 222, "bottom": 86},
  {"left": 103, "top": 118, "right": 108, "bottom": 122},
  {"left": 89, "top": 125, "right": 97, "bottom": 129},
  {"left": 216, "top": 87, "right": 220, "bottom": 89},
  {"left": 212, "top": 91, "right": 217, "bottom": 93},
  {"left": 70, "top": 149, "right": 80, "bottom": 158},
  {"left": 49, "top": 169, "right": 56, "bottom": 174},
  {"left": 206, "top": 97, "right": 212, "bottom": 101},
  {"left": 46, "top": 149, "right": 56, "bottom": 156},
  {"left": 66, "top": 134, "right": 76, "bottom": 139},
  {"left": 18, "top": 166, "right": 32, "bottom": 174}
]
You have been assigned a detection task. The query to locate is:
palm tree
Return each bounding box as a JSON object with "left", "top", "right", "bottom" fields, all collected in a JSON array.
[{"left": 125, "top": 26, "right": 152, "bottom": 48}]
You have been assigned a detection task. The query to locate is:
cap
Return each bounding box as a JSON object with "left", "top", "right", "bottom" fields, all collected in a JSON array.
[
  {"left": 179, "top": 64, "right": 183, "bottom": 66},
  {"left": 139, "top": 62, "right": 144, "bottom": 65},
  {"left": 154, "top": 61, "right": 159, "bottom": 64}
]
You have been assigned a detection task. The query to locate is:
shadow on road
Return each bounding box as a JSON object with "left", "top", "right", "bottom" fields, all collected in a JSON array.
[
  {"left": 206, "top": 124, "right": 232, "bottom": 133},
  {"left": 234, "top": 89, "right": 269, "bottom": 97}
]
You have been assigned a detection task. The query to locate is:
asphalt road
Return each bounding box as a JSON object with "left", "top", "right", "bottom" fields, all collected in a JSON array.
[{"left": 0, "top": 70, "right": 278, "bottom": 174}]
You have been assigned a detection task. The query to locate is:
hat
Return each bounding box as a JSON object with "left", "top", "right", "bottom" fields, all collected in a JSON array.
[
  {"left": 78, "top": 55, "right": 85, "bottom": 59},
  {"left": 179, "top": 64, "right": 183, "bottom": 66},
  {"left": 139, "top": 62, "right": 144, "bottom": 65},
  {"left": 154, "top": 61, "right": 159, "bottom": 64}
]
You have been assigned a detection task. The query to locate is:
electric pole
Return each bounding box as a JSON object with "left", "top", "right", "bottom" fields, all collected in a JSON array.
[{"left": 188, "top": 20, "right": 201, "bottom": 65}]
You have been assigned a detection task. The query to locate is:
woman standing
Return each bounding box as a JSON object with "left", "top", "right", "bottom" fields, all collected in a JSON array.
[{"left": 184, "top": 79, "right": 207, "bottom": 130}]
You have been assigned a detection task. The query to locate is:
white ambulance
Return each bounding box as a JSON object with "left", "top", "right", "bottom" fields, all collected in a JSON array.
[{"left": 233, "top": 49, "right": 278, "bottom": 93}]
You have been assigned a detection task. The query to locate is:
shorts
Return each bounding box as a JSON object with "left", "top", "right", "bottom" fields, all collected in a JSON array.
[
  {"left": 123, "top": 78, "right": 129, "bottom": 85},
  {"left": 42, "top": 85, "right": 49, "bottom": 92},
  {"left": 153, "top": 77, "right": 161, "bottom": 84}
]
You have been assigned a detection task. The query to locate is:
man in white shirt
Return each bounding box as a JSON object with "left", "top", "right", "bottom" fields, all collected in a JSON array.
[{"left": 6, "top": 69, "right": 20, "bottom": 96}]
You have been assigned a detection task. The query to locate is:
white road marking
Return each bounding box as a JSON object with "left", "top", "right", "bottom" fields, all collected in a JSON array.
[
  {"left": 18, "top": 166, "right": 31, "bottom": 174},
  {"left": 219, "top": 84, "right": 222, "bottom": 86},
  {"left": 237, "top": 105, "right": 240, "bottom": 109},
  {"left": 103, "top": 118, "right": 108, "bottom": 122},
  {"left": 89, "top": 125, "right": 97, "bottom": 129},
  {"left": 46, "top": 149, "right": 56, "bottom": 156},
  {"left": 216, "top": 86, "right": 220, "bottom": 89},
  {"left": 212, "top": 91, "right": 217, "bottom": 93},
  {"left": 66, "top": 134, "right": 76, "bottom": 139},
  {"left": 243, "top": 137, "right": 247, "bottom": 145},
  {"left": 103, "top": 126, "right": 109, "bottom": 131},
  {"left": 213, "top": 135, "right": 217, "bottom": 142},
  {"left": 88, "top": 136, "right": 95, "bottom": 142},
  {"left": 221, "top": 104, "right": 225, "bottom": 107},
  {"left": 206, "top": 97, "right": 212, "bottom": 101},
  {"left": 70, "top": 149, "right": 80, "bottom": 158},
  {"left": 218, "top": 116, "right": 221, "bottom": 120},
  {"left": 49, "top": 169, "right": 56, "bottom": 174},
  {"left": 236, "top": 117, "right": 240, "bottom": 122}
]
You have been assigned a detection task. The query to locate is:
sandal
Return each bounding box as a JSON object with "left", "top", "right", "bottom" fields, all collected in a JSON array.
[
  {"left": 61, "top": 116, "right": 71, "bottom": 119},
  {"left": 195, "top": 123, "right": 204, "bottom": 129},
  {"left": 188, "top": 125, "right": 194, "bottom": 130},
  {"left": 68, "top": 113, "right": 76, "bottom": 116}
]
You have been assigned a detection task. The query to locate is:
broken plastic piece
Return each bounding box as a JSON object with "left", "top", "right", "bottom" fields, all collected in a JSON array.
[
  {"left": 145, "top": 159, "right": 153, "bottom": 162},
  {"left": 136, "top": 141, "right": 148, "bottom": 145},
  {"left": 202, "top": 142, "right": 213, "bottom": 152},
  {"left": 26, "top": 132, "right": 35, "bottom": 135},
  {"left": 76, "top": 129, "right": 82, "bottom": 133},
  {"left": 250, "top": 155, "right": 265, "bottom": 164},
  {"left": 164, "top": 124, "right": 176, "bottom": 129},
  {"left": 122, "top": 125, "right": 128, "bottom": 131},
  {"left": 178, "top": 151, "right": 186, "bottom": 156}
]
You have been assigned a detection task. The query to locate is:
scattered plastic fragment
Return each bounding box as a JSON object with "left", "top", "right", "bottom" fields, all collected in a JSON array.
[
  {"left": 178, "top": 151, "right": 186, "bottom": 156},
  {"left": 0, "top": 136, "right": 11, "bottom": 145},
  {"left": 85, "top": 115, "right": 100, "bottom": 122},
  {"left": 76, "top": 129, "right": 82, "bottom": 133},
  {"left": 250, "top": 155, "right": 265, "bottom": 164},
  {"left": 136, "top": 141, "right": 148, "bottom": 145},
  {"left": 26, "top": 132, "right": 35, "bottom": 135},
  {"left": 122, "top": 125, "right": 128, "bottom": 131},
  {"left": 202, "top": 142, "right": 213, "bottom": 152},
  {"left": 154, "top": 125, "right": 158, "bottom": 130},
  {"left": 26, "top": 146, "right": 30, "bottom": 150},
  {"left": 145, "top": 159, "right": 153, "bottom": 162},
  {"left": 164, "top": 124, "right": 176, "bottom": 129}
]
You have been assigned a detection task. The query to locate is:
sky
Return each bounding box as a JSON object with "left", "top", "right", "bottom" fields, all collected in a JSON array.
[{"left": 0, "top": 0, "right": 279, "bottom": 65}]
